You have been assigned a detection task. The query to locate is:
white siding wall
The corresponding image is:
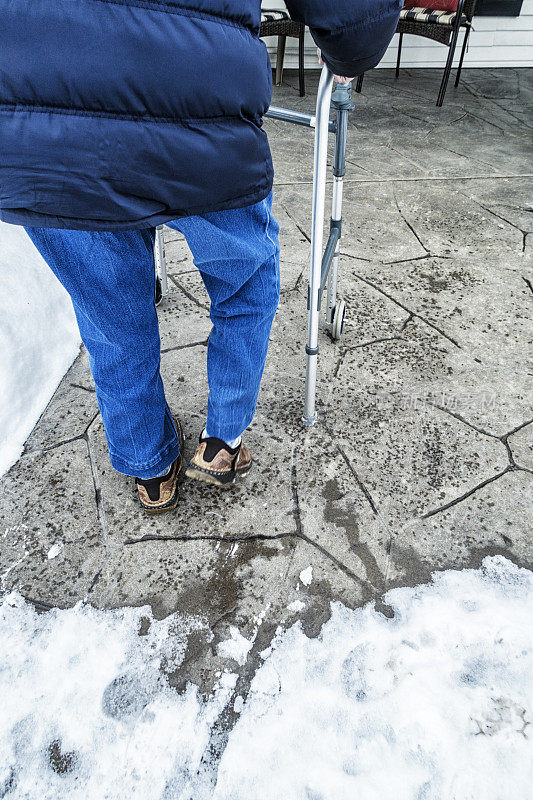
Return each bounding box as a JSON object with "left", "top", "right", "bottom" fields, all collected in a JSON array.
[{"left": 261, "top": 0, "right": 533, "bottom": 67}]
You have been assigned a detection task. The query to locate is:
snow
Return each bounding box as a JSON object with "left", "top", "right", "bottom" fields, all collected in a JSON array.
[
  {"left": 46, "top": 542, "right": 63, "bottom": 560},
  {"left": 217, "top": 626, "right": 254, "bottom": 666},
  {"left": 0, "top": 222, "right": 80, "bottom": 476},
  {"left": 299, "top": 566, "right": 313, "bottom": 586},
  {"left": 1, "top": 556, "right": 532, "bottom": 799},
  {"left": 218, "top": 556, "right": 533, "bottom": 800},
  {"left": 0, "top": 594, "right": 232, "bottom": 799},
  {"left": 287, "top": 599, "right": 306, "bottom": 613}
]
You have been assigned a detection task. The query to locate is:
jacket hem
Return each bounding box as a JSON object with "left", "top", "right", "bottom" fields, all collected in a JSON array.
[{"left": 1, "top": 174, "right": 274, "bottom": 231}]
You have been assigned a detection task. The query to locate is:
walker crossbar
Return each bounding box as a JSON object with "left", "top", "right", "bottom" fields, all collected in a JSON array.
[
  {"left": 154, "top": 67, "right": 351, "bottom": 427},
  {"left": 266, "top": 105, "right": 337, "bottom": 134}
]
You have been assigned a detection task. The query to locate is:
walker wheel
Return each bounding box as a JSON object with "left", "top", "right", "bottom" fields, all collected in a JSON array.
[{"left": 331, "top": 299, "right": 346, "bottom": 340}]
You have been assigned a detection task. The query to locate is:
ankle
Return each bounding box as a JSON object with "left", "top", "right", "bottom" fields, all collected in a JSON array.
[{"left": 202, "top": 428, "right": 242, "bottom": 450}]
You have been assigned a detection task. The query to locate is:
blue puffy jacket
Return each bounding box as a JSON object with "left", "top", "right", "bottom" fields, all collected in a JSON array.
[{"left": 0, "top": 0, "right": 400, "bottom": 230}]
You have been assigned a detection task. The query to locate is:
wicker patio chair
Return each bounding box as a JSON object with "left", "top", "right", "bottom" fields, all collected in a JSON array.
[
  {"left": 355, "top": 0, "right": 477, "bottom": 107},
  {"left": 260, "top": 10, "right": 306, "bottom": 96}
]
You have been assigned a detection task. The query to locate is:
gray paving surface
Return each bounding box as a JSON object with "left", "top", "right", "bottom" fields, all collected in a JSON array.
[{"left": 1, "top": 68, "right": 532, "bottom": 757}]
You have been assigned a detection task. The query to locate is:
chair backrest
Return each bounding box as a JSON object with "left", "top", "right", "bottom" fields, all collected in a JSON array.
[
  {"left": 404, "top": 0, "right": 458, "bottom": 9},
  {"left": 463, "top": 0, "right": 478, "bottom": 20},
  {"left": 403, "top": 0, "right": 477, "bottom": 18}
]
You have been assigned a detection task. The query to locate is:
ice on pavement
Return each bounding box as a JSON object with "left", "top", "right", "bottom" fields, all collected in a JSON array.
[
  {"left": 299, "top": 565, "right": 313, "bottom": 586},
  {"left": 287, "top": 599, "right": 306, "bottom": 613},
  {"left": 0, "top": 222, "right": 80, "bottom": 476},
  {"left": 46, "top": 542, "right": 64, "bottom": 560},
  {"left": 1, "top": 556, "right": 532, "bottom": 799},
  {"left": 216, "top": 626, "right": 254, "bottom": 666}
]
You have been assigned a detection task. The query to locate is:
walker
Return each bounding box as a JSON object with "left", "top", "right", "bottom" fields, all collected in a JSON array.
[{"left": 156, "top": 66, "right": 350, "bottom": 426}]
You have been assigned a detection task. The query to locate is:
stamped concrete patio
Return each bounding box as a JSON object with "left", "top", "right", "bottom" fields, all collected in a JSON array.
[{"left": 1, "top": 68, "right": 532, "bottom": 737}]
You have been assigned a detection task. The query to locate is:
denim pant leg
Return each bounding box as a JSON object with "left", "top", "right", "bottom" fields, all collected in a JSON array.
[
  {"left": 25, "top": 227, "right": 180, "bottom": 479},
  {"left": 167, "top": 190, "right": 280, "bottom": 442}
]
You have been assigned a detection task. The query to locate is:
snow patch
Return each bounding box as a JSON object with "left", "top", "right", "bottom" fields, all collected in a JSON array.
[
  {"left": 299, "top": 566, "right": 313, "bottom": 586},
  {"left": 47, "top": 542, "right": 63, "bottom": 560},
  {"left": 217, "top": 626, "right": 254, "bottom": 666},
  {"left": 0, "top": 223, "right": 80, "bottom": 476},
  {"left": 216, "top": 556, "right": 533, "bottom": 799},
  {"left": 0, "top": 594, "right": 227, "bottom": 799},
  {"left": 0, "top": 557, "right": 531, "bottom": 799},
  {"left": 287, "top": 600, "right": 306, "bottom": 613}
]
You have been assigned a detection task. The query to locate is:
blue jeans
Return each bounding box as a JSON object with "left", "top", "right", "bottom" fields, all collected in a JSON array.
[{"left": 25, "top": 191, "right": 280, "bottom": 479}]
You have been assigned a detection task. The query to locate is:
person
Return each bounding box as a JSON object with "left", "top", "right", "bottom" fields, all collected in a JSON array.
[{"left": 0, "top": 1, "right": 401, "bottom": 514}]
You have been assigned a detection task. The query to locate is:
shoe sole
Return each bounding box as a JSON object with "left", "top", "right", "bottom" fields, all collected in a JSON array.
[
  {"left": 185, "top": 463, "right": 252, "bottom": 489},
  {"left": 141, "top": 491, "right": 180, "bottom": 515},
  {"left": 139, "top": 416, "right": 184, "bottom": 514}
]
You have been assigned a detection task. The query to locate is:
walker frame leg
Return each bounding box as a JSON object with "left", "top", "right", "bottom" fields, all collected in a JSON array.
[
  {"left": 302, "top": 67, "right": 334, "bottom": 427},
  {"left": 326, "top": 87, "right": 350, "bottom": 330},
  {"left": 155, "top": 225, "right": 169, "bottom": 304}
]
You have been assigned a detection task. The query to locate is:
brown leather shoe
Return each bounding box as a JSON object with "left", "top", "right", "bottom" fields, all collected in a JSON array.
[
  {"left": 135, "top": 416, "right": 184, "bottom": 514},
  {"left": 185, "top": 435, "right": 252, "bottom": 488}
]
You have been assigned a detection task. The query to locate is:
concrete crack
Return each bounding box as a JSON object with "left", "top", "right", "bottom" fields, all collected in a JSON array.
[
  {"left": 211, "top": 605, "right": 238, "bottom": 629},
  {"left": 333, "top": 349, "right": 347, "bottom": 379},
  {"left": 426, "top": 400, "right": 532, "bottom": 471},
  {"left": 167, "top": 266, "right": 197, "bottom": 277},
  {"left": 522, "top": 276, "right": 533, "bottom": 295},
  {"left": 345, "top": 155, "right": 370, "bottom": 173},
  {"left": 459, "top": 97, "right": 510, "bottom": 134},
  {"left": 70, "top": 382, "right": 96, "bottom": 394},
  {"left": 334, "top": 441, "right": 379, "bottom": 516},
  {"left": 196, "top": 614, "right": 280, "bottom": 792},
  {"left": 124, "top": 532, "right": 297, "bottom": 546},
  {"left": 340, "top": 257, "right": 461, "bottom": 348},
  {"left": 290, "top": 443, "right": 304, "bottom": 537},
  {"left": 504, "top": 417, "right": 533, "bottom": 439},
  {"left": 21, "top": 410, "right": 100, "bottom": 458},
  {"left": 292, "top": 439, "right": 379, "bottom": 588},
  {"left": 503, "top": 418, "right": 533, "bottom": 469},
  {"left": 423, "top": 399, "right": 497, "bottom": 440},
  {"left": 386, "top": 143, "right": 424, "bottom": 175},
  {"left": 298, "top": 530, "right": 378, "bottom": 592},
  {"left": 84, "top": 427, "right": 111, "bottom": 598},
  {"left": 422, "top": 466, "right": 513, "bottom": 519},
  {"left": 161, "top": 339, "right": 209, "bottom": 355},
  {"left": 323, "top": 426, "right": 395, "bottom": 594},
  {"left": 85, "top": 410, "right": 102, "bottom": 435},
  {"left": 278, "top": 200, "right": 310, "bottom": 244},
  {"left": 392, "top": 185, "right": 430, "bottom": 255},
  {"left": 280, "top": 264, "right": 306, "bottom": 295},
  {"left": 36, "top": 432, "right": 86, "bottom": 454},
  {"left": 333, "top": 336, "right": 403, "bottom": 379},
  {"left": 344, "top": 335, "right": 403, "bottom": 354},
  {"left": 20, "top": 595, "right": 56, "bottom": 613},
  {"left": 125, "top": 445, "right": 379, "bottom": 594},
  {"left": 482, "top": 97, "right": 532, "bottom": 131},
  {"left": 162, "top": 231, "right": 184, "bottom": 244},
  {"left": 381, "top": 253, "right": 434, "bottom": 266},
  {"left": 400, "top": 312, "right": 415, "bottom": 331},
  {"left": 169, "top": 275, "right": 209, "bottom": 311},
  {"left": 440, "top": 144, "right": 497, "bottom": 173},
  {"left": 468, "top": 198, "right": 528, "bottom": 249},
  {"left": 421, "top": 112, "right": 469, "bottom": 141}
]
